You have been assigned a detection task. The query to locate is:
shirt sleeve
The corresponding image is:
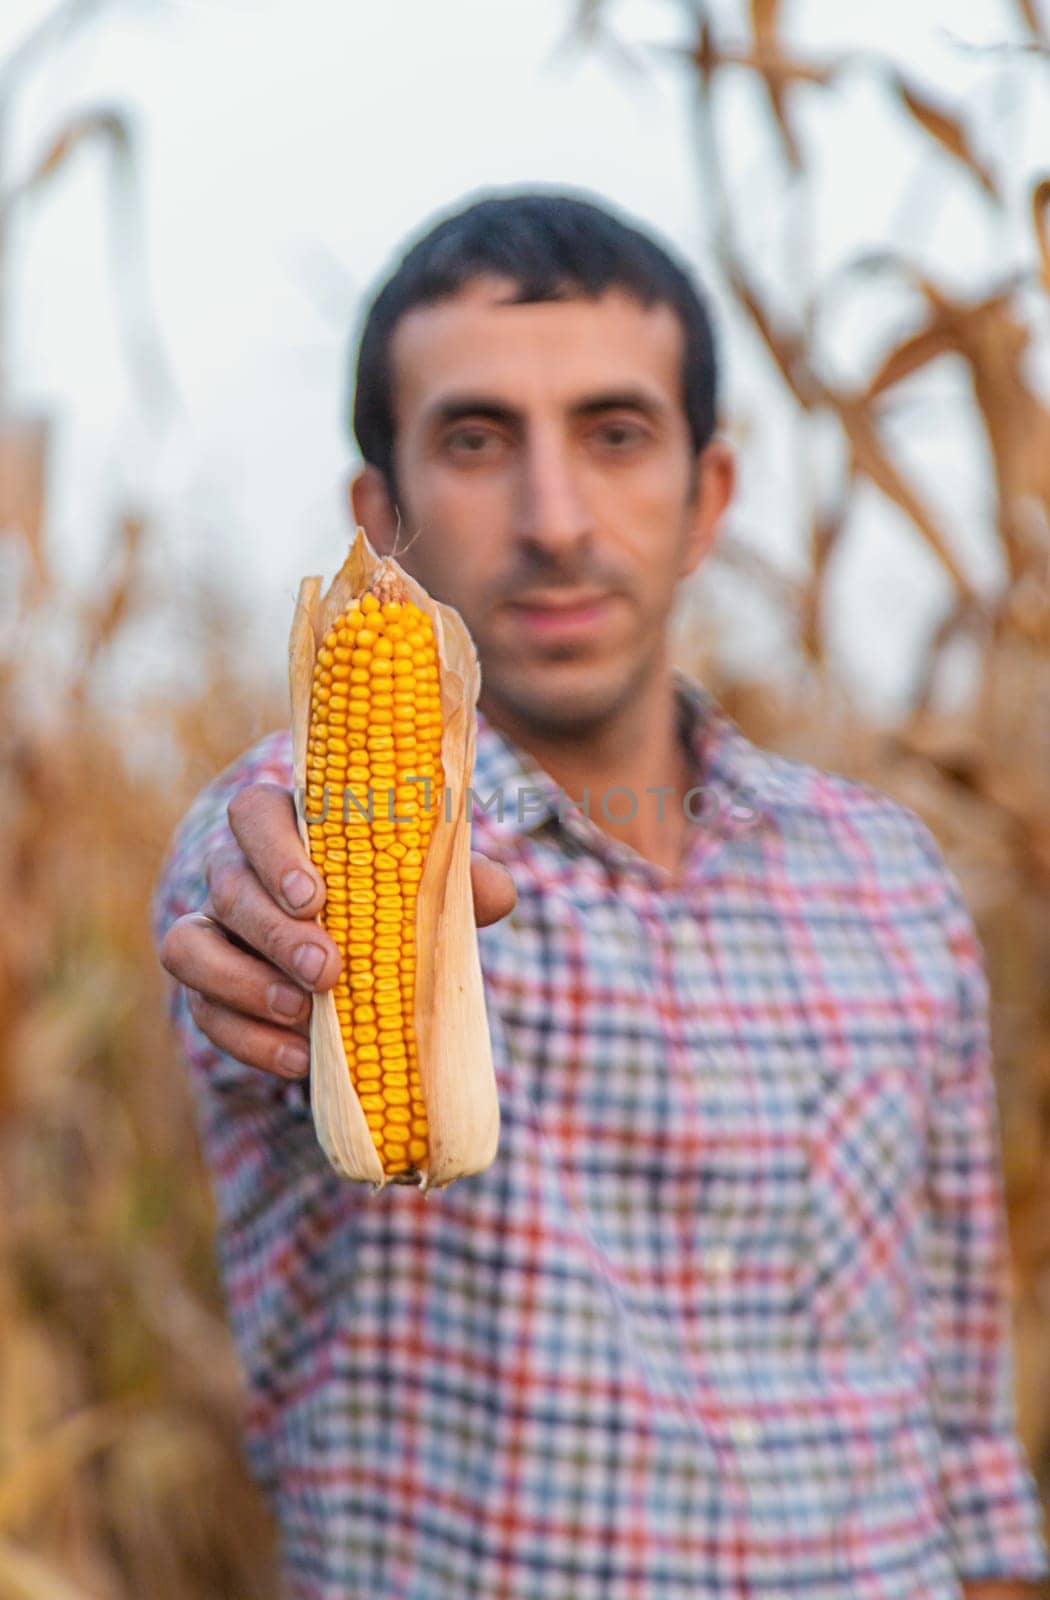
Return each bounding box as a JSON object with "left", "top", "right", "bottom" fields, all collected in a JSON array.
[
  {"left": 151, "top": 729, "right": 368, "bottom": 1501},
  {"left": 911, "top": 820, "right": 1049, "bottom": 1583}
]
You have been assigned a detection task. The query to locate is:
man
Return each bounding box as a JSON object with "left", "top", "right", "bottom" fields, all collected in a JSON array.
[{"left": 153, "top": 192, "right": 1048, "bottom": 1598}]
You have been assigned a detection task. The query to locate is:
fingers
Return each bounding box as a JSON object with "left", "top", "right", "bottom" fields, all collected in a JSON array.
[
  {"left": 158, "top": 782, "right": 514, "bottom": 1080},
  {"left": 226, "top": 782, "right": 327, "bottom": 917},
  {"left": 226, "top": 782, "right": 516, "bottom": 938},
  {"left": 470, "top": 852, "right": 516, "bottom": 928},
  {"left": 205, "top": 847, "right": 342, "bottom": 993},
  {"left": 160, "top": 910, "right": 311, "bottom": 1035},
  {"left": 185, "top": 987, "right": 311, "bottom": 1080}
]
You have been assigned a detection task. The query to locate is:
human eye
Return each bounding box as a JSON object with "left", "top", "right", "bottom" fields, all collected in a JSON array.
[
  {"left": 442, "top": 423, "right": 507, "bottom": 463},
  {"left": 590, "top": 415, "right": 651, "bottom": 454}
]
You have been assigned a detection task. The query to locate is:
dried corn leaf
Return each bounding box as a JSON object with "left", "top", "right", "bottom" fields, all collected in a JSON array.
[
  {"left": 0, "top": 417, "right": 50, "bottom": 596},
  {"left": 802, "top": 477, "right": 858, "bottom": 663},
  {"left": 684, "top": 12, "right": 718, "bottom": 86},
  {"left": 678, "top": 29, "right": 834, "bottom": 92},
  {"left": 893, "top": 75, "right": 998, "bottom": 198},
  {"left": 73, "top": 516, "right": 145, "bottom": 694},
  {"left": 35, "top": 110, "right": 129, "bottom": 185},
  {"left": 749, "top": 0, "right": 800, "bottom": 167},
  {"left": 0, "top": 1403, "right": 130, "bottom": 1534},
  {"left": 1034, "top": 177, "right": 1050, "bottom": 296},
  {"left": 726, "top": 261, "right": 818, "bottom": 407},
  {"left": 1014, "top": 1298, "right": 1050, "bottom": 1466},
  {"left": 726, "top": 256, "right": 976, "bottom": 597},
  {"left": 865, "top": 322, "right": 960, "bottom": 400},
  {"left": 947, "top": 296, "right": 1050, "bottom": 579},
  {"left": 0, "top": 1537, "right": 98, "bottom": 1600},
  {"left": 741, "top": 48, "right": 835, "bottom": 89},
  {"left": 749, "top": 0, "right": 779, "bottom": 37},
  {"left": 713, "top": 531, "right": 804, "bottom": 612},
  {"left": 856, "top": 266, "right": 1049, "bottom": 584},
  {"left": 835, "top": 394, "right": 978, "bottom": 600},
  {"left": 1014, "top": 0, "right": 1050, "bottom": 44}
]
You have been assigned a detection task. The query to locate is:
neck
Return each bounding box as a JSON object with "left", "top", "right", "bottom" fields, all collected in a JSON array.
[{"left": 480, "top": 662, "right": 694, "bottom": 880}]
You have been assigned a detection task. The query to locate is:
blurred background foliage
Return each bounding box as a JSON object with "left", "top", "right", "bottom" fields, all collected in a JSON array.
[{"left": 0, "top": 0, "right": 1047, "bottom": 1593}]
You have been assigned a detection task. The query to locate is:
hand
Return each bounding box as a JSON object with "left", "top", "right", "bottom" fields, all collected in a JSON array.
[{"left": 158, "top": 782, "right": 517, "bottom": 1081}]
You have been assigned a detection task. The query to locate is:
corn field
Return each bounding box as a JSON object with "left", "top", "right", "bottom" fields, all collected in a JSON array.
[{"left": 0, "top": 1, "right": 1047, "bottom": 1593}]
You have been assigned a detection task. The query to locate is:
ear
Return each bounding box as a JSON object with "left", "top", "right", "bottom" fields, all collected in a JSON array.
[
  {"left": 679, "top": 435, "right": 735, "bottom": 580},
  {"left": 350, "top": 465, "right": 399, "bottom": 556}
]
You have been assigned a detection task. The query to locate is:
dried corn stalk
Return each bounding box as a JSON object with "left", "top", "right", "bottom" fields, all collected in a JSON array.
[{"left": 288, "top": 528, "right": 499, "bottom": 1193}]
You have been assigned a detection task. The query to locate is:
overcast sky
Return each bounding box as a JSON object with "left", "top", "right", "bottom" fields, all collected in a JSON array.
[{"left": 3, "top": 0, "right": 1047, "bottom": 716}]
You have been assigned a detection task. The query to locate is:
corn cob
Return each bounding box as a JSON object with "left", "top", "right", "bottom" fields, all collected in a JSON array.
[{"left": 288, "top": 528, "right": 499, "bottom": 1193}]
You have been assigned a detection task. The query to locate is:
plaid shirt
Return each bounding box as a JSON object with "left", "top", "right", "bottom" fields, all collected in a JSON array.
[{"left": 152, "top": 672, "right": 1047, "bottom": 1599}]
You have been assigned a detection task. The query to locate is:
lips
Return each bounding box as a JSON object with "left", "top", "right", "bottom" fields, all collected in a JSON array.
[
  {"left": 506, "top": 591, "right": 616, "bottom": 640},
  {"left": 510, "top": 590, "right": 610, "bottom": 611}
]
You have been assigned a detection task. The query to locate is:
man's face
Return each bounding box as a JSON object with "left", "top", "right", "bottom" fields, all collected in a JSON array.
[{"left": 352, "top": 276, "right": 732, "bottom": 738}]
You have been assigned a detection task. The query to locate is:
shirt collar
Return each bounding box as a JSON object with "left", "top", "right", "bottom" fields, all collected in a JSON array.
[{"left": 470, "top": 669, "right": 780, "bottom": 855}]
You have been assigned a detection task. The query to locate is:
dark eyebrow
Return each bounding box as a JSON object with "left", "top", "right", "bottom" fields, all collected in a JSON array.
[
  {"left": 424, "top": 396, "right": 521, "bottom": 434},
  {"left": 569, "top": 389, "right": 668, "bottom": 425}
]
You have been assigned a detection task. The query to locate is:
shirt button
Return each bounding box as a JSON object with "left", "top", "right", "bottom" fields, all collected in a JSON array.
[
  {"left": 727, "top": 1415, "right": 762, "bottom": 1448},
  {"left": 703, "top": 1245, "right": 734, "bottom": 1277}
]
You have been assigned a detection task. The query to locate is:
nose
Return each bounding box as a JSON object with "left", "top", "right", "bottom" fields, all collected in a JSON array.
[{"left": 513, "top": 428, "right": 593, "bottom": 569}]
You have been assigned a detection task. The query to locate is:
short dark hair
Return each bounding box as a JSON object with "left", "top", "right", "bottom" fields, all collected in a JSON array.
[{"left": 350, "top": 190, "right": 720, "bottom": 500}]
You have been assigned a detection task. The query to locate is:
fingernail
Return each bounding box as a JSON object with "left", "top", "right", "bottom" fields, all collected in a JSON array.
[
  {"left": 282, "top": 870, "right": 316, "bottom": 909},
  {"left": 268, "top": 981, "right": 305, "bottom": 1019},
  {"left": 277, "top": 1043, "right": 310, "bottom": 1076},
  {"left": 293, "top": 943, "right": 325, "bottom": 985}
]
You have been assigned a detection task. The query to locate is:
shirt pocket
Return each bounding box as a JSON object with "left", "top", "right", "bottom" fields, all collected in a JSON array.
[{"left": 799, "top": 1017, "right": 931, "bottom": 1357}]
